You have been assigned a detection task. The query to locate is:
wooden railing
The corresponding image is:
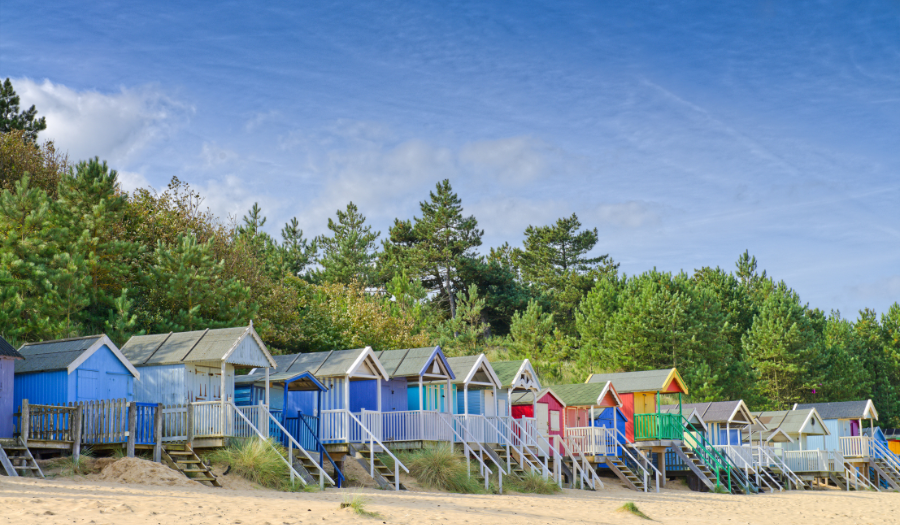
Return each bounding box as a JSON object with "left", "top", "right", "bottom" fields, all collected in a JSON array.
[
  {"left": 192, "top": 401, "right": 224, "bottom": 438},
  {"left": 840, "top": 436, "right": 871, "bottom": 458},
  {"left": 782, "top": 450, "right": 844, "bottom": 473},
  {"left": 79, "top": 399, "right": 129, "bottom": 444},
  {"left": 19, "top": 401, "right": 78, "bottom": 443},
  {"left": 161, "top": 405, "right": 188, "bottom": 442},
  {"left": 634, "top": 413, "right": 683, "bottom": 441},
  {"left": 565, "top": 426, "right": 617, "bottom": 456}
]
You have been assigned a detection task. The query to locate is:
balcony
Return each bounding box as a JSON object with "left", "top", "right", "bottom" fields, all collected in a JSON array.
[{"left": 633, "top": 413, "right": 683, "bottom": 441}]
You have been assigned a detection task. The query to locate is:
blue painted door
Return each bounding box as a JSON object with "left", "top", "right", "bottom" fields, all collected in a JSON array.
[
  {"left": 106, "top": 372, "right": 130, "bottom": 400},
  {"left": 76, "top": 369, "right": 100, "bottom": 401}
]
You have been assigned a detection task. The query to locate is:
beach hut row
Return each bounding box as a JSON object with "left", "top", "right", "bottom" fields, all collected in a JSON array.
[{"left": 2, "top": 328, "right": 898, "bottom": 494}]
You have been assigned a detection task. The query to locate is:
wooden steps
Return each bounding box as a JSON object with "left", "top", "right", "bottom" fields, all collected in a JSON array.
[
  {"left": 604, "top": 456, "right": 644, "bottom": 491},
  {"left": 161, "top": 445, "right": 221, "bottom": 487},
  {"left": 871, "top": 458, "right": 900, "bottom": 491},
  {"left": 489, "top": 446, "right": 526, "bottom": 478},
  {"left": 672, "top": 445, "right": 718, "bottom": 492},
  {"left": 0, "top": 439, "right": 43, "bottom": 478},
  {"left": 348, "top": 443, "right": 406, "bottom": 491},
  {"left": 290, "top": 449, "right": 323, "bottom": 486}
]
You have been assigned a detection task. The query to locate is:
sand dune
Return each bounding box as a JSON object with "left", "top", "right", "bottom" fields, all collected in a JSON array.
[{"left": 1, "top": 474, "right": 896, "bottom": 525}]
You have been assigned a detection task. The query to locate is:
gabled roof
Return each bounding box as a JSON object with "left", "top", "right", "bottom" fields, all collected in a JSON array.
[
  {"left": 252, "top": 347, "right": 389, "bottom": 380},
  {"left": 376, "top": 346, "right": 454, "bottom": 380},
  {"left": 862, "top": 426, "right": 886, "bottom": 442},
  {"left": 121, "top": 323, "right": 276, "bottom": 368},
  {"left": 235, "top": 371, "right": 327, "bottom": 392},
  {"left": 510, "top": 387, "right": 566, "bottom": 408},
  {"left": 752, "top": 409, "right": 829, "bottom": 437},
  {"left": 492, "top": 360, "right": 542, "bottom": 391},
  {"left": 0, "top": 335, "right": 24, "bottom": 359},
  {"left": 15, "top": 335, "right": 139, "bottom": 378},
  {"left": 585, "top": 368, "right": 688, "bottom": 395},
  {"left": 744, "top": 427, "right": 794, "bottom": 444},
  {"left": 660, "top": 400, "right": 754, "bottom": 426},
  {"left": 444, "top": 354, "right": 501, "bottom": 389},
  {"left": 793, "top": 400, "right": 878, "bottom": 421},
  {"left": 550, "top": 381, "right": 622, "bottom": 408}
]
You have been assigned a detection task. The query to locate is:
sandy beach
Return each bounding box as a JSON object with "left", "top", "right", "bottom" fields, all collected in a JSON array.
[{"left": 1, "top": 469, "right": 896, "bottom": 525}]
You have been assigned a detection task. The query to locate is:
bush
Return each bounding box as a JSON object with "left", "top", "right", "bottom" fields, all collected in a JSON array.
[
  {"left": 398, "top": 444, "right": 485, "bottom": 494},
  {"left": 209, "top": 438, "right": 303, "bottom": 491}
]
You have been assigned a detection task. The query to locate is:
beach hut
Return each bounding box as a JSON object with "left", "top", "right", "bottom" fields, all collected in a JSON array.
[
  {"left": 491, "top": 360, "right": 542, "bottom": 417},
  {"left": 13, "top": 335, "right": 139, "bottom": 409},
  {"left": 243, "top": 348, "right": 389, "bottom": 443},
  {"left": 510, "top": 387, "right": 567, "bottom": 453},
  {"left": 585, "top": 368, "right": 688, "bottom": 442},
  {"left": 886, "top": 429, "right": 900, "bottom": 455},
  {"left": 548, "top": 382, "right": 623, "bottom": 455},
  {"left": 661, "top": 400, "right": 755, "bottom": 447},
  {"left": 0, "top": 336, "right": 25, "bottom": 438},
  {"left": 444, "top": 354, "right": 502, "bottom": 417},
  {"left": 375, "top": 346, "right": 455, "bottom": 414},
  {"left": 120, "top": 323, "right": 276, "bottom": 407},
  {"left": 793, "top": 400, "right": 878, "bottom": 457},
  {"left": 752, "top": 408, "right": 829, "bottom": 451}
]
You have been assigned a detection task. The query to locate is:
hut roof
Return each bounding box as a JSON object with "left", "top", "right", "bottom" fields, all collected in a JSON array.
[
  {"left": 443, "top": 354, "right": 501, "bottom": 388},
  {"left": 0, "top": 335, "right": 24, "bottom": 359},
  {"left": 660, "top": 400, "right": 754, "bottom": 426},
  {"left": 492, "top": 360, "right": 542, "bottom": 391},
  {"left": 121, "top": 324, "right": 276, "bottom": 368},
  {"left": 375, "top": 347, "right": 454, "bottom": 380},
  {"left": 550, "top": 382, "right": 622, "bottom": 408},
  {"left": 510, "top": 387, "right": 565, "bottom": 407},
  {"left": 235, "top": 371, "right": 326, "bottom": 392},
  {"left": 252, "top": 347, "right": 388, "bottom": 380},
  {"left": 752, "top": 409, "right": 829, "bottom": 437},
  {"left": 15, "top": 335, "right": 139, "bottom": 377},
  {"left": 585, "top": 368, "right": 688, "bottom": 395},
  {"left": 793, "top": 400, "right": 878, "bottom": 421}
]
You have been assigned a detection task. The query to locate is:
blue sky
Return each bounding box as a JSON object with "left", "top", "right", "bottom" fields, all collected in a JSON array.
[{"left": 2, "top": 1, "right": 898, "bottom": 316}]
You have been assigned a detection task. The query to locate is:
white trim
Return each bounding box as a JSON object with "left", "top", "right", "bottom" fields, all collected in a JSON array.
[
  {"left": 348, "top": 346, "right": 389, "bottom": 380},
  {"left": 726, "top": 400, "right": 754, "bottom": 425},
  {"left": 66, "top": 335, "right": 141, "bottom": 379},
  {"left": 462, "top": 354, "right": 502, "bottom": 389},
  {"left": 596, "top": 381, "right": 622, "bottom": 407},
  {"left": 864, "top": 399, "right": 879, "bottom": 420},
  {"left": 221, "top": 324, "right": 278, "bottom": 368},
  {"left": 681, "top": 408, "right": 708, "bottom": 433},
  {"left": 510, "top": 359, "right": 542, "bottom": 391},
  {"left": 420, "top": 346, "right": 453, "bottom": 380}
]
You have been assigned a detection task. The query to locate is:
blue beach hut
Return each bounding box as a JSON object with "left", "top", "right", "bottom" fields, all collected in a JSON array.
[
  {"left": 0, "top": 336, "right": 25, "bottom": 438},
  {"left": 13, "top": 335, "right": 140, "bottom": 409}
]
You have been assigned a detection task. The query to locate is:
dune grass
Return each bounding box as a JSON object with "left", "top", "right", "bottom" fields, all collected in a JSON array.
[
  {"left": 341, "top": 493, "right": 381, "bottom": 518},
  {"left": 393, "top": 444, "right": 486, "bottom": 494},
  {"left": 619, "top": 502, "right": 652, "bottom": 520},
  {"left": 49, "top": 448, "right": 95, "bottom": 477},
  {"left": 504, "top": 471, "right": 561, "bottom": 494},
  {"left": 209, "top": 438, "right": 307, "bottom": 492}
]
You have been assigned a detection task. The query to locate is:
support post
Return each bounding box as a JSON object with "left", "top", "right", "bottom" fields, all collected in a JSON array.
[
  {"left": 657, "top": 449, "right": 667, "bottom": 488},
  {"left": 419, "top": 375, "right": 425, "bottom": 439},
  {"left": 187, "top": 403, "right": 195, "bottom": 446},
  {"left": 259, "top": 400, "right": 268, "bottom": 439},
  {"left": 153, "top": 403, "right": 162, "bottom": 463},
  {"left": 220, "top": 362, "right": 227, "bottom": 436},
  {"left": 265, "top": 366, "right": 270, "bottom": 408},
  {"left": 446, "top": 378, "right": 452, "bottom": 415},
  {"left": 72, "top": 404, "right": 83, "bottom": 462},
  {"left": 20, "top": 400, "right": 29, "bottom": 447},
  {"left": 127, "top": 401, "right": 137, "bottom": 457}
]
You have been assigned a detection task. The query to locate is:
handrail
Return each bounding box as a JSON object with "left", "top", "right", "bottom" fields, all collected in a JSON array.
[
  {"left": 682, "top": 417, "right": 732, "bottom": 493},
  {"left": 510, "top": 418, "right": 540, "bottom": 475},
  {"left": 492, "top": 416, "right": 528, "bottom": 474},
  {"left": 615, "top": 429, "right": 657, "bottom": 492},
  {"left": 294, "top": 413, "right": 344, "bottom": 488},
  {"left": 871, "top": 439, "right": 900, "bottom": 472},
  {"left": 516, "top": 418, "right": 551, "bottom": 477},
  {"left": 719, "top": 445, "right": 775, "bottom": 493},
  {"left": 568, "top": 437, "right": 604, "bottom": 489},
  {"left": 263, "top": 406, "right": 336, "bottom": 487},
  {"left": 441, "top": 414, "right": 500, "bottom": 492},
  {"left": 757, "top": 446, "right": 803, "bottom": 489},
  {"left": 343, "top": 410, "right": 408, "bottom": 491},
  {"left": 557, "top": 434, "right": 591, "bottom": 489},
  {"left": 478, "top": 416, "right": 510, "bottom": 476},
  {"left": 228, "top": 403, "right": 307, "bottom": 485}
]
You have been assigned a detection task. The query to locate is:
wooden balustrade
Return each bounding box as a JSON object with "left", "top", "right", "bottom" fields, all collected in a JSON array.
[{"left": 840, "top": 436, "right": 871, "bottom": 458}]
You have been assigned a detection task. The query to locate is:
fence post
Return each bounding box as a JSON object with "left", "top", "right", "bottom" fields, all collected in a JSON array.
[
  {"left": 20, "top": 400, "right": 29, "bottom": 447},
  {"left": 258, "top": 400, "right": 268, "bottom": 439},
  {"left": 187, "top": 403, "right": 195, "bottom": 446},
  {"left": 153, "top": 404, "right": 163, "bottom": 463},
  {"left": 127, "top": 401, "right": 137, "bottom": 457},
  {"left": 73, "top": 403, "right": 83, "bottom": 461}
]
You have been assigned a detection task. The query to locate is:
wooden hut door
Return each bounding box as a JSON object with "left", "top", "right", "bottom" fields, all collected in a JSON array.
[{"left": 537, "top": 404, "right": 549, "bottom": 434}]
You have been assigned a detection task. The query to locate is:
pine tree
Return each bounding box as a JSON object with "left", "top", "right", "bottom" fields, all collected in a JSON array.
[
  {"left": 382, "top": 180, "right": 482, "bottom": 318},
  {"left": 280, "top": 217, "right": 316, "bottom": 277},
  {"left": 434, "top": 284, "right": 489, "bottom": 356},
  {"left": 149, "top": 234, "right": 256, "bottom": 332},
  {"left": 0, "top": 78, "right": 47, "bottom": 142},
  {"left": 315, "top": 202, "right": 380, "bottom": 285}
]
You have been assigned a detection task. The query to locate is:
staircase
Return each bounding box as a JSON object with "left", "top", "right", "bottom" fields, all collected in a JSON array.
[
  {"left": 871, "top": 457, "right": 900, "bottom": 491},
  {"left": 604, "top": 456, "right": 645, "bottom": 491},
  {"left": 289, "top": 449, "right": 329, "bottom": 486},
  {"left": 672, "top": 445, "right": 719, "bottom": 491},
  {"left": 348, "top": 442, "right": 407, "bottom": 490},
  {"left": 489, "top": 445, "right": 526, "bottom": 478},
  {"left": 762, "top": 466, "right": 807, "bottom": 490},
  {"left": 161, "top": 445, "right": 221, "bottom": 487},
  {"left": 0, "top": 439, "right": 43, "bottom": 478}
]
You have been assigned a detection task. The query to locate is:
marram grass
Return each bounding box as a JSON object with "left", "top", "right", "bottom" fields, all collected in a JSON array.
[
  {"left": 341, "top": 493, "right": 381, "bottom": 518},
  {"left": 209, "top": 438, "right": 307, "bottom": 492},
  {"left": 619, "top": 502, "right": 652, "bottom": 520}
]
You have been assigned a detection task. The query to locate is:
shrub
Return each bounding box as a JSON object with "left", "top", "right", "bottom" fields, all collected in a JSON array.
[
  {"left": 400, "top": 444, "right": 485, "bottom": 494},
  {"left": 505, "top": 471, "right": 561, "bottom": 495},
  {"left": 209, "top": 438, "right": 303, "bottom": 491}
]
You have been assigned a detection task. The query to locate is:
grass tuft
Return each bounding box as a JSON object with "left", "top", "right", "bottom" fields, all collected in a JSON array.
[
  {"left": 619, "top": 502, "right": 652, "bottom": 520},
  {"left": 505, "top": 471, "right": 561, "bottom": 495},
  {"left": 397, "top": 444, "right": 485, "bottom": 494},
  {"left": 712, "top": 484, "right": 731, "bottom": 494},
  {"left": 209, "top": 438, "right": 307, "bottom": 492},
  {"left": 341, "top": 493, "right": 381, "bottom": 518},
  {"left": 50, "top": 448, "right": 95, "bottom": 477}
]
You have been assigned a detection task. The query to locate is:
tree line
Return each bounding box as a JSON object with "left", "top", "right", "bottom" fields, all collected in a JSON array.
[{"left": 2, "top": 78, "right": 898, "bottom": 425}]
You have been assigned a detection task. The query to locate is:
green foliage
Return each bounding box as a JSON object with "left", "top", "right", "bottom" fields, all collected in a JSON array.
[
  {"left": 209, "top": 438, "right": 304, "bottom": 491},
  {"left": 381, "top": 179, "right": 482, "bottom": 319},
  {"left": 1, "top": 78, "right": 47, "bottom": 142},
  {"left": 619, "top": 502, "right": 652, "bottom": 520},
  {"left": 434, "top": 284, "right": 489, "bottom": 356},
  {"left": 341, "top": 493, "right": 381, "bottom": 518},
  {"left": 397, "top": 444, "right": 485, "bottom": 494},
  {"left": 504, "top": 471, "right": 561, "bottom": 494},
  {"left": 315, "top": 202, "right": 380, "bottom": 285},
  {"left": 0, "top": 130, "right": 69, "bottom": 197}
]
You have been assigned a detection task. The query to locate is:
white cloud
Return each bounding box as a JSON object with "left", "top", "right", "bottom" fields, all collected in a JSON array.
[
  {"left": 591, "top": 201, "right": 662, "bottom": 229},
  {"left": 459, "top": 136, "right": 578, "bottom": 184},
  {"left": 116, "top": 170, "right": 151, "bottom": 193},
  {"left": 13, "top": 78, "right": 191, "bottom": 167},
  {"left": 201, "top": 142, "right": 239, "bottom": 168},
  {"left": 192, "top": 175, "right": 286, "bottom": 228}
]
